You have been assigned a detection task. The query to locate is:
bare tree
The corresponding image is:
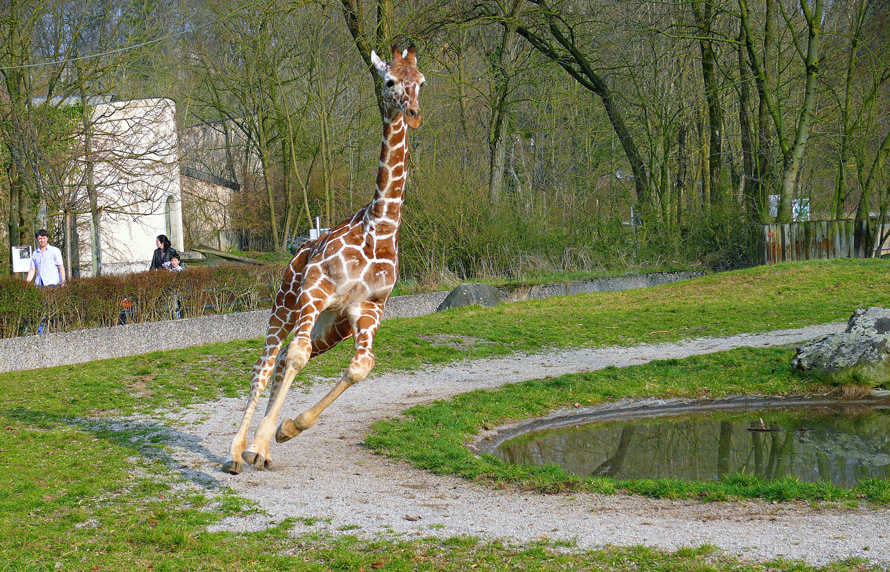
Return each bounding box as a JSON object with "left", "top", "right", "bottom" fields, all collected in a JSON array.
[
  {"left": 482, "top": 0, "right": 526, "bottom": 203},
  {"left": 739, "top": 0, "right": 824, "bottom": 223},
  {"left": 510, "top": 0, "right": 653, "bottom": 213},
  {"left": 190, "top": 0, "right": 311, "bottom": 252},
  {"left": 819, "top": 0, "right": 890, "bottom": 230},
  {"left": 1, "top": 0, "right": 179, "bottom": 275},
  {"left": 691, "top": 1, "right": 728, "bottom": 210}
]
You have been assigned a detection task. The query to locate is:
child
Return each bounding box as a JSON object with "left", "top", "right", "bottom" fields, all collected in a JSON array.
[{"left": 167, "top": 254, "right": 185, "bottom": 272}]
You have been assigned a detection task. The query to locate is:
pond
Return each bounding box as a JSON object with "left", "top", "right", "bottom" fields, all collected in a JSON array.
[{"left": 489, "top": 397, "right": 890, "bottom": 488}]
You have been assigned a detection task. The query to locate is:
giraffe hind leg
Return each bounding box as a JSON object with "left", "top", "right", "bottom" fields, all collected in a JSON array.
[
  {"left": 277, "top": 307, "right": 378, "bottom": 444},
  {"left": 276, "top": 313, "right": 353, "bottom": 443}
]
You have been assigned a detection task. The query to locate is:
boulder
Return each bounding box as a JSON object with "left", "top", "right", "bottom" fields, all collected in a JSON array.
[
  {"left": 792, "top": 307, "right": 890, "bottom": 386},
  {"left": 845, "top": 306, "right": 890, "bottom": 335},
  {"left": 436, "top": 283, "right": 502, "bottom": 312}
]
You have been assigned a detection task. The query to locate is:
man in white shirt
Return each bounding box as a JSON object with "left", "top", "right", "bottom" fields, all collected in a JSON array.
[{"left": 26, "top": 229, "right": 66, "bottom": 287}]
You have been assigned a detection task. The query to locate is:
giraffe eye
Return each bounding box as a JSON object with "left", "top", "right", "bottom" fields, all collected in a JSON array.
[{"left": 385, "top": 79, "right": 395, "bottom": 88}]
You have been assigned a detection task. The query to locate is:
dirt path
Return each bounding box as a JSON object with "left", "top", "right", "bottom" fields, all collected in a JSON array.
[{"left": 164, "top": 322, "right": 890, "bottom": 566}]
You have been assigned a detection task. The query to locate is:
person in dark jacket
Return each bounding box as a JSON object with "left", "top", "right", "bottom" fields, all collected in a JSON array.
[{"left": 149, "top": 234, "right": 178, "bottom": 270}]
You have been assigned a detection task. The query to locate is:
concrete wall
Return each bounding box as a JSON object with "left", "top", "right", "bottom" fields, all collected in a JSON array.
[{"left": 0, "top": 290, "right": 449, "bottom": 374}]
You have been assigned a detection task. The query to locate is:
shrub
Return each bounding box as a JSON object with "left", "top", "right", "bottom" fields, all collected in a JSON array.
[
  {"left": 0, "top": 277, "right": 42, "bottom": 337},
  {"left": 2, "top": 263, "right": 287, "bottom": 338}
]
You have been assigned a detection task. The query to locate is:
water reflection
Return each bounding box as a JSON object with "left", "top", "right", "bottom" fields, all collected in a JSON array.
[{"left": 494, "top": 406, "right": 890, "bottom": 487}]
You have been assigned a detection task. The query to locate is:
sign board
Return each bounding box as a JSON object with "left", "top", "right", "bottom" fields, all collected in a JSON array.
[
  {"left": 12, "top": 246, "right": 32, "bottom": 273},
  {"left": 11, "top": 246, "right": 31, "bottom": 272},
  {"left": 309, "top": 227, "right": 330, "bottom": 240},
  {"left": 793, "top": 198, "right": 810, "bottom": 222},
  {"left": 309, "top": 216, "right": 329, "bottom": 240}
]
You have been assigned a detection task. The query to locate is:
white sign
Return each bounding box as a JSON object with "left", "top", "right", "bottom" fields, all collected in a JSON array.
[
  {"left": 12, "top": 246, "right": 32, "bottom": 273},
  {"left": 309, "top": 227, "right": 330, "bottom": 240}
]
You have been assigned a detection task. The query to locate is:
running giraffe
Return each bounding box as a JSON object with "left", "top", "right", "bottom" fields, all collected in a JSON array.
[{"left": 222, "top": 45, "right": 426, "bottom": 474}]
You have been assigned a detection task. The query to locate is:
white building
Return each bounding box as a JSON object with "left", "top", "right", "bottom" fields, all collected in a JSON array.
[{"left": 77, "top": 98, "right": 184, "bottom": 275}]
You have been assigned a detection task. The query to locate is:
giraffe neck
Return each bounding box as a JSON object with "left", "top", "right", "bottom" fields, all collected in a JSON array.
[{"left": 365, "top": 111, "right": 408, "bottom": 232}]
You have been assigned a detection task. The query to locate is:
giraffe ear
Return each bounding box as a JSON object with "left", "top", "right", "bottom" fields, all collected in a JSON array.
[
  {"left": 403, "top": 44, "right": 417, "bottom": 66},
  {"left": 370, "top": 50, "right": 388, "bottom": 77}
]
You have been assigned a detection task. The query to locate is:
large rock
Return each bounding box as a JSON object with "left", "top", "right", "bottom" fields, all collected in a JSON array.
[
  {"left": 845, "top": 307, "right": 890, "bottom": 335},
  {"left": 436, "top": 283, "right": 502, "bottom": 312},
  {"left": 792, "top": 307, "right": 890, "bottom": 386}
]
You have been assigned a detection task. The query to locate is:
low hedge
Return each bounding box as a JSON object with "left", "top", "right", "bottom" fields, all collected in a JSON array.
[
  {"left": 0, "top": 264, "right": 286, "bottom": 338},
  {"left": 0, "top": 279, "right": 42, "bottom": 337}
]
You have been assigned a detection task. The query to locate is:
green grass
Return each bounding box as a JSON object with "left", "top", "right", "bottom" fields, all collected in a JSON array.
[{"left": 1, "top": 259, "right": 889, "bottom": 571}]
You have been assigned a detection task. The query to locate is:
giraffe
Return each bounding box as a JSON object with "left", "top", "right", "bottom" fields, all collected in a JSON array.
[{"left": 222, "top": 45, "right": 426, "bottom": 475}]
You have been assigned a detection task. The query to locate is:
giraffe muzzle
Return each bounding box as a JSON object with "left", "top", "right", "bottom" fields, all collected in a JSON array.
[{"left": 406, "top": 107, "right": 422, "bottom": 129}]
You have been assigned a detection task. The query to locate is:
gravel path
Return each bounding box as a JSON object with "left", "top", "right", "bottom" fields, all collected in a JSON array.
[{"left": 163, "top": 321, "right": 890, "bottom": 567}]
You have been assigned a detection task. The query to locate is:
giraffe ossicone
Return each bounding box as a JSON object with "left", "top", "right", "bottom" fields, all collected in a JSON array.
[{"left": 221, "top": 45, "right": 426, "bottom": 475}]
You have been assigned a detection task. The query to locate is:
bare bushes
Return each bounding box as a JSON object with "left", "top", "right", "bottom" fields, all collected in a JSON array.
[
  {"left": 399, "top": 159, "right": 662, "bottom": 283},
  {"left": 1, "top": 264, "right": 285, "bottom": 338},
  {"left": 675, "top": 210, "right": 760, "bottom": 270}
]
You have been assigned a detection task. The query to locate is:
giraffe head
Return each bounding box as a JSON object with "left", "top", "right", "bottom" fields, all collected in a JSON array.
[{"left": 371, "top": 45, "right": 425, "bottom": 129}]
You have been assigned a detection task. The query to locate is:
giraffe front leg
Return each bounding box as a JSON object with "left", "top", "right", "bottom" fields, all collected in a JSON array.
[
  {"left": 222, "top": 297, "right": 299, "bottom": 475},
  {"left": 236, "top": 348, "right": 289, "bottom": 469},
  {"left": 243, "top": 336, "right": 312, "bottom": 469}
]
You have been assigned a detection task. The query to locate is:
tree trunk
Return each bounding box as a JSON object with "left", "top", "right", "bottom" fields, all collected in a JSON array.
[
  {"left": 488, "top": 0, "right": 523, "bottom": 203},
  {"left": 78, "top": 72, "right": 102, "bottom": 276},
  {"left": 676, "top": 123, "right": 687, "bottom": 227},
  {"left": 692, "top": 2, "right": 724, "bottom": 210},
  {"left": 855, "top": 128, "right": 890, "bottom": 226},
  {"left": 256, "top": 116, "right": 280, "bottom": 252},
  {"left": 776, "top": 0, "right": 823, "bottom": 223},
  {"left": 340, "top": 0, "right": 393, "bottom": 113},
  {"left": 737, "top": 21, "right": 761, "bottom": 222},
  {"left": 319, "top": 79, "right": 333, "bottom": 227},
  {"left": 282, "top": 139, "right": 296, "bottom": 245},
  {"left": 515, "top": 0, "right": 651, "bottom": 212},
  {"left": 7, "top": 162, "right": 25, "bottom": 272},
  {"left": 63, "top": 210, "right": 79, "bottom": 278},
  {"left": 833, "top": 0, "right": 868, "bottom": 219}
]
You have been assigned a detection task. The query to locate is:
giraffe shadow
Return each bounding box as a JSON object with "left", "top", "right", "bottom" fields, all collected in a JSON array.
[{"left": 3, "top": 407, "right": 226, "bottom": 490}]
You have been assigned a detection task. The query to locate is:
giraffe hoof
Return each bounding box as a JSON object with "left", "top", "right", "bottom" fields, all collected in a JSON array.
[
  {"left": 221, "top": 460, "right": 243, "bottom": 475},
  {"left": 242, "top": 447, "right": 272, "bottom": 470},
  {"left": 276, "top": 418, "right": 302, "bottom": 443}
]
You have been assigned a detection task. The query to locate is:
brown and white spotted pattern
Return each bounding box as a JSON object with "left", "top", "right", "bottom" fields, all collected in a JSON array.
[{"left": 222, "top": 46, "right": 426, "bottom": 475}]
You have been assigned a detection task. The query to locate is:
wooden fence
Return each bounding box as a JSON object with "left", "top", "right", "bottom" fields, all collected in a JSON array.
[{"left": 759, "top": 219, "right": 877, "bottom": 265}]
